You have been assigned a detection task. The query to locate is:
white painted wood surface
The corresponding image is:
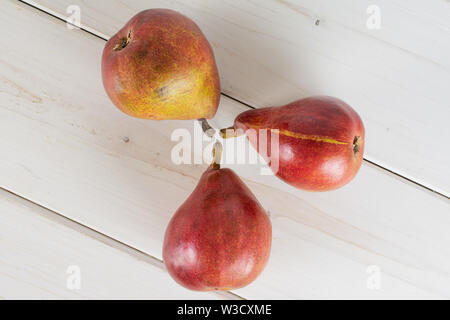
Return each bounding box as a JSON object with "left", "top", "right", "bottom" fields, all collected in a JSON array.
[
  {"left": 27, "top": 0, "right": 450, "bottom": 197},
  {"left": 0, "top": 189, "right": 234, "bottom": 299},
  {"left": 0, "top": 0, "right": 449, "bottom": 299}
]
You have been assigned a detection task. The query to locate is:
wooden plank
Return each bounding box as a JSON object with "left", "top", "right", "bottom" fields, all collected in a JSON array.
[
  {"left": 0, "top": 188, "right": 235, "bottom": 299},
  {"left": 25, "top": 0, "right": 450, "bottom": 197},
  {"left": 2, "top": 0, "right": 450, "bottom": 298}
]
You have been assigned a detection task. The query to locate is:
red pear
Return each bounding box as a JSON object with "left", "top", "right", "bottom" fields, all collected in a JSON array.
[
  {"left": 102, "top": 9, "right": 220, "bottom": 120},
  {"left": 227, "top": 96, "right": 365, "bottom": 191},
  {"left": 163, "top": 147, "right": 272, "bottom": 291}
]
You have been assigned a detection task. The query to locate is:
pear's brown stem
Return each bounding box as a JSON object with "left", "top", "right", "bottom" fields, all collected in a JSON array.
[
  {"left": 198, "top": 118, "right": 216, "bottom": 138},
  {"left": 219, "top": 126, "right": 244, "bottom": 139},
  {"left": 210, "top": 141, "right": 223, "bottom": 170}
]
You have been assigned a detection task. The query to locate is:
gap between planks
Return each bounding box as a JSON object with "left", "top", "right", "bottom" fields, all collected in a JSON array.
[
  {"left": 17, "top": 0, "right": 450, "bottom": 201},
  {"left": 0, "top": 186, "right": 245, "bottom": 300}
]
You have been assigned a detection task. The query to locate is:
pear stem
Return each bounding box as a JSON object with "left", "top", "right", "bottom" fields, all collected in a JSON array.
[
  {"left": 219, "top": 126, "right": 244, "bottom": 139},
  {"left": 210, "top": 141, "right": 223, "bottom": 170},
  {"left": 198, "top": 118, "right": 216, "bottom": 138}
]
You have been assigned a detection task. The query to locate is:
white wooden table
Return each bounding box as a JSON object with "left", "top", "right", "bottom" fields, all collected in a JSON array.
[{"left": 1, "top": 0, "right": 449, "bottom": 299}]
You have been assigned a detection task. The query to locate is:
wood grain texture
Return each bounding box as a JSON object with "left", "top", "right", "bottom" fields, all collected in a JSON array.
[
  {"left": 25, "top": 0, "right": 450, "bottom": 197},
  {"left": 0, "top": 188, "right": 235, "bottom": 299},
  {"left": 1, "top": 0, "right": 450, "bottom": 299}
]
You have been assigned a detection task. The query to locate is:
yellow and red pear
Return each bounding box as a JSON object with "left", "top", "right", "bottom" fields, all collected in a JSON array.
[{"left": 102, "top": 9, "right": 220, "bottom": 120}]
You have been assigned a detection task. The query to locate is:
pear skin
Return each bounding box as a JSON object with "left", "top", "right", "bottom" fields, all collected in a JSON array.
[
  {"left": 233, "top": 96, "right": 365, "bottom": 191},
  {"left": 163, "top": 167, "right": 272, "bottom": 291},
  {"left": 102, "top": 9, "right": 220, "bottom": 120}
]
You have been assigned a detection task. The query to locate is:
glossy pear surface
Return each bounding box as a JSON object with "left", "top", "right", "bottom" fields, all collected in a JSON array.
[
  {"left": 234, "top": 96, "right": 365, "bottom": 191},
  {"left": 163, "top": 167, "right": 272, "bottom": 291},
  {"left": 102, "top": 9, "right": 220, "bottom": 120}
]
